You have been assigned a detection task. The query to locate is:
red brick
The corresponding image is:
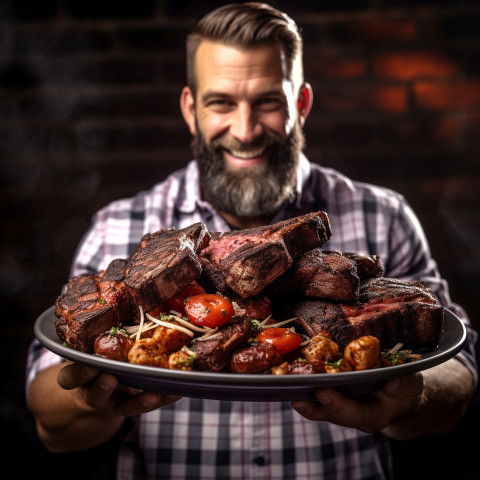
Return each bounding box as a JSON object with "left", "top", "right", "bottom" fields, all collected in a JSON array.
[
  {"left": 378, "top": 114, "right": 460, "bottom": 146},
  {"left": 304, "top": 54, "right": 366, "bottom": 79},
  {"left": 313, "top": 84, "right": 407, "bottom": 113},
  {"left": 373, "top": 51, "right": 459, "bottom": 80},
  {"left": 414, "top": 81, "right": 480, "bottom": 109},
  {"left": 328, "top": 18, "right": 417, "bottom": 44}
]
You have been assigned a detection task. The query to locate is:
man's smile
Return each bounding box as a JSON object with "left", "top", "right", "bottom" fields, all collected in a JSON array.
[{"left": 223, "top": 146, "right": 269, "bottom": 167}]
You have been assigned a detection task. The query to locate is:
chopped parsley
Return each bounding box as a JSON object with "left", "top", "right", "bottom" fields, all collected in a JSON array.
[{"left": 178, "top": 354, "right": 196, "bottom": 367}]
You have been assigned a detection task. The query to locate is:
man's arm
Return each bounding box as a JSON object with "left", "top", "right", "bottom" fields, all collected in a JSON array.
[
  {"left": 28, "top": 362, "right": 180, "bottom": 453},
  {"left": 382, "top": 358, "right": 474, "bottom": 440},
  {"left": 291, "top": 357, "right": 474, "bottom": 439}
]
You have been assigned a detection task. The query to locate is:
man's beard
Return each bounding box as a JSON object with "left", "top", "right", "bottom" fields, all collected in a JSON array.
[{"left": 192, "top": 122, "right": 305, "bottom": 217}]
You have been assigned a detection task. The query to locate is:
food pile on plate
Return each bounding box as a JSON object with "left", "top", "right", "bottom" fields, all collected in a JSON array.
[{"left": 54, "top": 211, "right": 443, "bottom": 374}]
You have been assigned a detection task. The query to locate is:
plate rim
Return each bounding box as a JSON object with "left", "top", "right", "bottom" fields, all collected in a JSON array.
[{"left": 34, "top": 305, "right": 466, "bottom": 392}]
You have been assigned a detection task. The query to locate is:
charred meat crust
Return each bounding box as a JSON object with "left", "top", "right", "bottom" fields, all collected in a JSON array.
[
  {"left": 124, "top": 223, "right": 210, "bottom": 311},
  {"left": 200, "top": 211, "right": 332, "bottom": 298},
  {"left": 291, "top": 278, "right": 444, "bottom": 350},
  {"left": 190, "top": 317, "right": 252, "bottom": 372},
  {"left": 55, "top": 223, "right": 209, "bottom": 353},
  {"left": 269, "top": 249, "right": 360, "bottom": 302}
]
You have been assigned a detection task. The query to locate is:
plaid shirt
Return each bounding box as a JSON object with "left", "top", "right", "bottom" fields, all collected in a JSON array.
[{"left": 26, "top": 155, "right": 477, "bottom": 480}]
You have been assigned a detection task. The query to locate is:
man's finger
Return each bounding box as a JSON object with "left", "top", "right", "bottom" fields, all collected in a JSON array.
[{"left": 57, "top": 363, "right": 100, "bottom": 390}]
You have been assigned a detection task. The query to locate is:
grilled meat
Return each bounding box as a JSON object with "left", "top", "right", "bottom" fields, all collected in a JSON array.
[
  {"left": 292, "top": 277, "right": 444, "bottom": 350},
  {"left": 269, "top": 249, "right": 360, "bottom": 302},
  {"left": 124, "top": 223, "right": 210, "bottom": 312},
  {"left": 200, "top": 211, "right": 332, "bottom": 298},
  {"left": 55, "top": 258, "right": 134, "bottom": 352},
  {"left": 189, "top": 317, "right": 252, "bottom": 372}
]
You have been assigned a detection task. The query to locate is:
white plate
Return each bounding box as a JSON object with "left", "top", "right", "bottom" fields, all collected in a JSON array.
[{"left": 35, "top": 307, "right": 466, "bottom": 401}]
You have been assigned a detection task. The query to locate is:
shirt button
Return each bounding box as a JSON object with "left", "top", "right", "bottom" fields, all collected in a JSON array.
[{"left": 253, "top": 456, "right": 266, "bottom": 466}]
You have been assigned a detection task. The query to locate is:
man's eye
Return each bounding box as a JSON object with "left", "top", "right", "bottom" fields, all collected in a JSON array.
[
  {"left": 207, "top": 99, "right": 233, "bottom": 107},
  {"left": 257, "top": 98, "right": 282, "bottom": 110},
  {"left": 207, "top": 100, "right": 233, "bottom": 111}
]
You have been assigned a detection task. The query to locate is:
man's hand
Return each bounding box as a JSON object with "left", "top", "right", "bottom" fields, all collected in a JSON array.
[
  {"left": 291, "top": 358, "right": 474, "bottom": 439},
  {"left": 57, "top": 361, "right": 181, "bottom": 417},
  {"left": 29, "top": 361, "right": 181, "bottom": 453},
  {"left": 291, "top": 373, "right": 424, "bottom": 433}
]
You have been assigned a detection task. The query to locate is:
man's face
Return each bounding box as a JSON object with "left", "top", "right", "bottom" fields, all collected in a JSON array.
[{"left": 181, "top": 41, "right": 307, "bottom": 217}]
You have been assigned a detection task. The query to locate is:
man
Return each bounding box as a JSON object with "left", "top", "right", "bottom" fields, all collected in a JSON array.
[{"left": 27, "top": 3, "right": 477, "bottom": 479}]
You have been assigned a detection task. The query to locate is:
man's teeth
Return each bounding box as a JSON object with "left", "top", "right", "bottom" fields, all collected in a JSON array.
[{"left": 229, "top": 148, "right": 265, "bottom": 159}]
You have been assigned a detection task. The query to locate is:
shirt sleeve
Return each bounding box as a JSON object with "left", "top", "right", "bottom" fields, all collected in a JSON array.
[{"left": 25, "top": 339, "right": 65, "bottom": 404}]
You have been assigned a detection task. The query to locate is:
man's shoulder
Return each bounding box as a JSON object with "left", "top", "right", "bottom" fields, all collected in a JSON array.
[{"left": 307, "top": 161, "right": 405, "bottom": 204}]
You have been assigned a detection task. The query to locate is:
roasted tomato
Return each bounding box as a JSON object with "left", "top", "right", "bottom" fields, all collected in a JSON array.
[
  {"left": 162, "top": 281, "right": 206, "bottom": 315},
  {"left": 256, "top": 327, "right": 302, "bottom": 355},
  {"left": 184, "top": 293, "right": 234, "bottom": 328}
]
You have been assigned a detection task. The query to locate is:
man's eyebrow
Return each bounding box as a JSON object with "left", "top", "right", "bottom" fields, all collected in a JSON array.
[{"left": 201, "top": 88, "right": 286, "bottom": 104}]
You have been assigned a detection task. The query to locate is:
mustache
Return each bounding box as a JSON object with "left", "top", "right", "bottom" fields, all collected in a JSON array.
[{"left": 209, "top": 130, "right": 285, "bottom": 153}]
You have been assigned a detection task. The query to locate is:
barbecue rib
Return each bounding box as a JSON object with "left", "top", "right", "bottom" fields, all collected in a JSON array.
[{"left": 292, "top": 277, "right": 444, "bottom": 350}]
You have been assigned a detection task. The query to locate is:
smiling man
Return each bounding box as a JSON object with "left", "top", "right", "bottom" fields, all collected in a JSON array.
[
  {"left": 181, "top": 10, "right": 312, "bottom": 227},
  {"left": 27, "top": 3, "right": 477, "bottom": 480}
]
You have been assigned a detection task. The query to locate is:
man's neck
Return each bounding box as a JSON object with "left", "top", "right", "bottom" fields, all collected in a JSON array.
[{"left": 218, "top": 210, "right": 272, "bottom": 230}]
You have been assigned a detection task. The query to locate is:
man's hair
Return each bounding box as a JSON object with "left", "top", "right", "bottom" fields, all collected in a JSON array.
[{"left": 186, "top": 2, "right": 304, "bottom": 95}]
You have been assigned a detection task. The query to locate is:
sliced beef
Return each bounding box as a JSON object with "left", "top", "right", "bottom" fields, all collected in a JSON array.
[
  {"left": 200, "top": 211, "right": 332, "bottom": 298},
  {"left": 189, "top": 317, "right": 252, "bottom": 372},
  {"left": 124, "top": 223, "right": 210, "bottom": 312},
  {"left": 269, "top": 249, "right": 360, "bottom": 302},
  {"left": 55, "top": 258, "right": 134, "bottom": 353},
  {"left": 292, "top": 277, "right": 444, "bottom": 350}
]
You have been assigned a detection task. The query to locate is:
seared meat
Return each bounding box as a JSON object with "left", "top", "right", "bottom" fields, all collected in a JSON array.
[
  {"left": 190, "top": 317, "right": 252, "bottom": 372},
  {"left": 124, "top": 223, "right": 210, "bottom": 312},
  {"left": 341, "top": 251, "right": 385, "bottom": 280},
  {"left": 292, "top": 277, "right": 444, "bottom": 350},
  {"left": 55, "top": 259, "right": 134, "bottom": 353},
  {"left": 200, "top": 211, "right": 332, "bottom": 298},
  {"left": 269, "top": 249, "right": 360, "bottom": 302}
]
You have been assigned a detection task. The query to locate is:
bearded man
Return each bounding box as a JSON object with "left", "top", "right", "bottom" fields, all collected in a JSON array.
[{"left": 27, "top": 3, "right": 477, "bottom": 480}]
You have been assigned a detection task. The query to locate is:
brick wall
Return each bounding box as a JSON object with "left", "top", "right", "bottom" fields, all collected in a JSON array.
[{"left": 1, "top": 1, "right": 480, "bottom": 477}]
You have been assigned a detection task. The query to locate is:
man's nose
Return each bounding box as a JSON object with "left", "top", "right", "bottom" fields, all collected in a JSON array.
[{"left": 229, "top": 104, "right": 263, "bottom": 144}]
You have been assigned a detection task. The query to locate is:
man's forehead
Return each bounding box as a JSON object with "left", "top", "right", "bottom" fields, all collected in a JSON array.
[{"left": 194, "top": 40, "right": 287, "bottom": 82}]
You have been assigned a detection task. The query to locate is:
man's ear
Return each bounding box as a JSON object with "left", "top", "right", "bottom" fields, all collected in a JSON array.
[
  {"left": 297, "top": 82, "right": 313, "bottom": 126},
  {"left": 180, "top": 86, "right": 196, "bottom": 135}
]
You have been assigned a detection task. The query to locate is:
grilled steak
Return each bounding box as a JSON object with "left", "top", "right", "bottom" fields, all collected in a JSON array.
[
  {"left": 55, "top": 258, "right": 134, "bottom": 352},
  {"left": 292, "top": 277, "right": 444, "bottom": 350},
  {"left": 269, "top": 249, "right": 360, "bottom": 302},
  {"left": 124, "top": 223, "right": 210, "bottom": 312},
  {"left": 190, "top": 317, "right": 252, "bottom": 371},
  {"left": 200, "top": 211, "right": 332, "bottom": 298}
]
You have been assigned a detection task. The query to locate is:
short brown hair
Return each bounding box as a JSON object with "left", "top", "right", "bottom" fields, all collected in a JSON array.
[{"left": 186, "top": 2, "right": 304, "bottom": 95}]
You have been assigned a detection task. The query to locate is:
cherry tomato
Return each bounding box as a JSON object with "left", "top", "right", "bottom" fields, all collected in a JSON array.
[
  {"left": 256, "top": 327, "right": 302, "bottom": 355},
  {"left": 184, "top": 293, "right": 235, "bottom": 328},
  {"left": 162, "top": 281, "right": 206, "bottom": 315}
]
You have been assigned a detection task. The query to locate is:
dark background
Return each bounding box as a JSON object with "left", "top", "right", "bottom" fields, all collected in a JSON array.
[{"left": 1, "top": 1, "right": 480, "bottom": 478}]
